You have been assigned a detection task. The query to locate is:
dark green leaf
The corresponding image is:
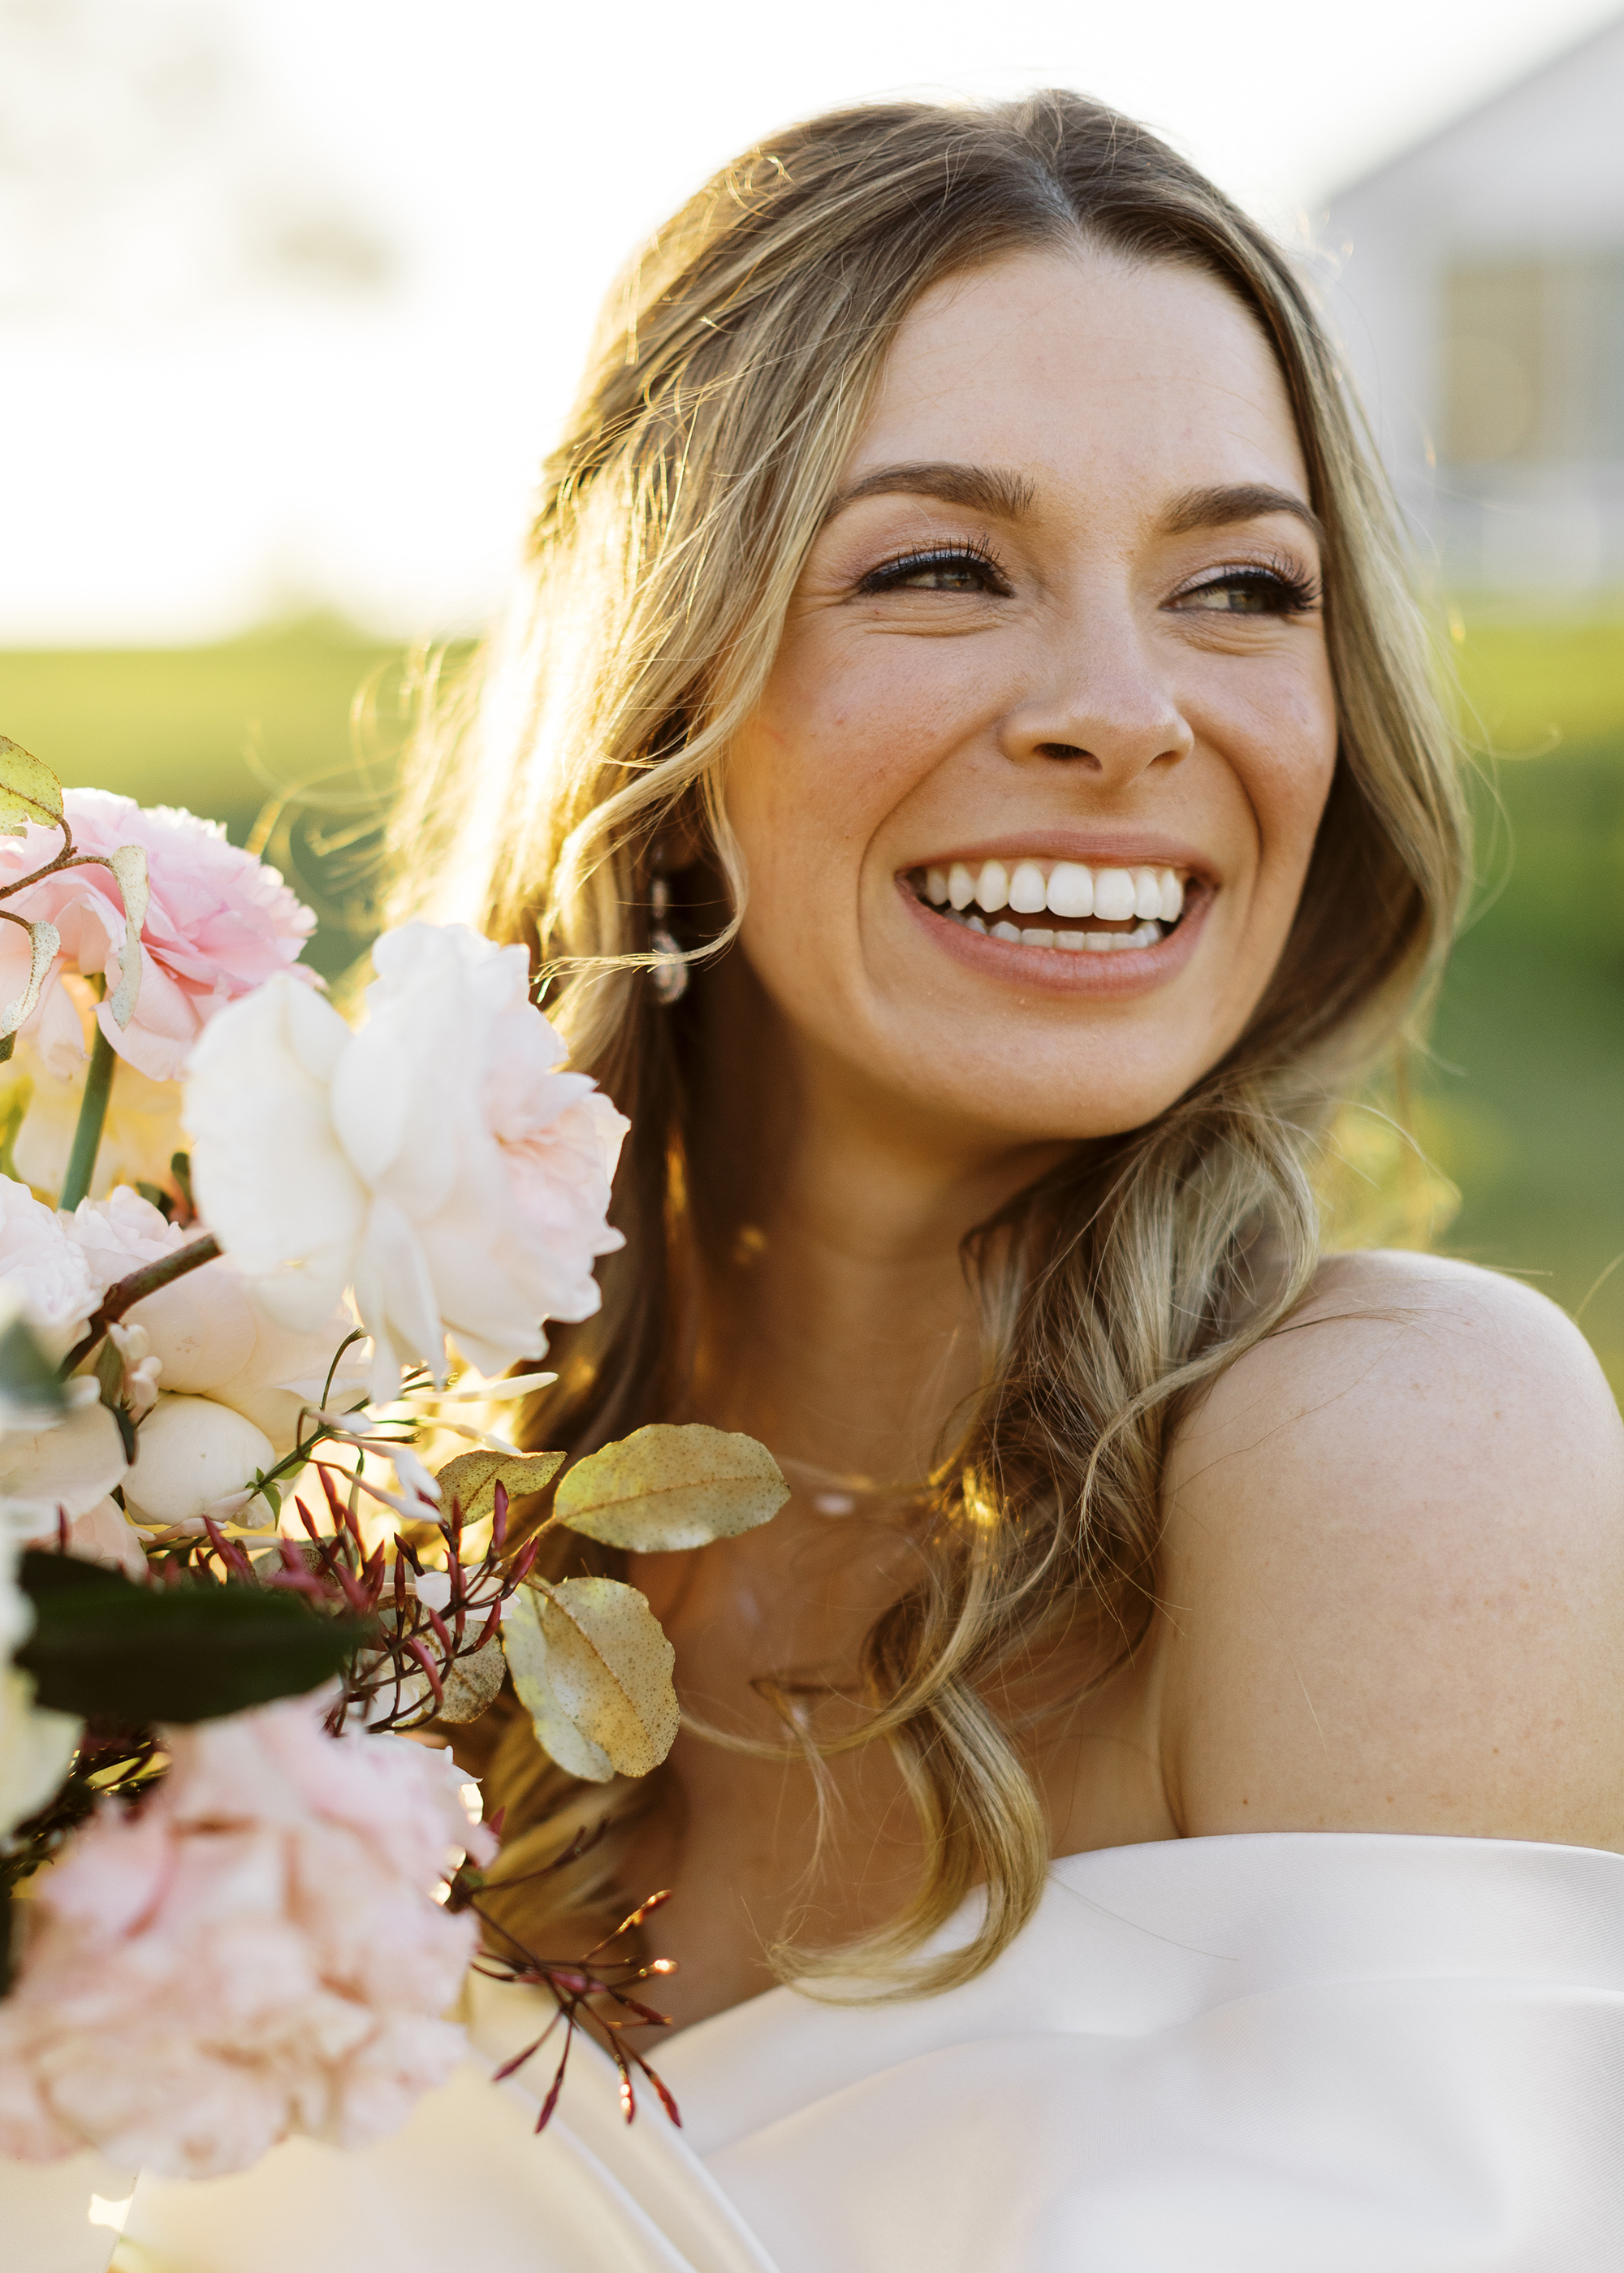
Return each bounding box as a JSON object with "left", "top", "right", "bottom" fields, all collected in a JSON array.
[
  {"left": 18, "top": 1548, "right": 112, "bottom": 1595},
  {"left": 0, "top": 1306, "right": 68, "bottom": 1426},
  {"left": 16, "top": 1550, "right": 369, "bottom": 1722}
]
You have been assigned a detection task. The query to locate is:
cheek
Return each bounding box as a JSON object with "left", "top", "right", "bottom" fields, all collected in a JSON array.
[
  {"left": 1202, "top": 657, "right": 1339, "bottom": 882},
  {"left": 728, "top": 628, "right": 969, "bottom": 896}
]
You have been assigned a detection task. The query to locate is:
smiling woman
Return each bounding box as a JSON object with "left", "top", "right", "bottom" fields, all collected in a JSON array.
[
  {"left": 121, "top": 89, "right": 1624, "bottom": 2273},
  {"left": 727, "top": 253, "right": 1341, "bottom": 1143}
]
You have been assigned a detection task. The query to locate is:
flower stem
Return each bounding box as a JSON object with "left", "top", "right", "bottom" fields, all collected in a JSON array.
[
  {"left": 58, "top": 1024, "right": 117, "bottom": 1213},
  {"left": 58, "top": 1232, "right": 221, "bottom": 1376},
  {"left": 58, "top": 1027, "right": 117, "bottom": 1218}
]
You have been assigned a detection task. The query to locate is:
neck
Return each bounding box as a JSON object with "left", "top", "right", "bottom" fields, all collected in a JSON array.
[{"left": 685, "top": 958, "right": 1065, "bottom": 1485}]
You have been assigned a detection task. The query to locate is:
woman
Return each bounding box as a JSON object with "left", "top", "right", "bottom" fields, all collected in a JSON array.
[{"left": 125, "top": 90, "right": 1622, "bottom": 2271}]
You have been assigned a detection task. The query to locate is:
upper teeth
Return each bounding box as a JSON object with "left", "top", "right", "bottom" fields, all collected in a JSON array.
[{"left": 926, "top": 861, "right": 1186, "bottom": 925}]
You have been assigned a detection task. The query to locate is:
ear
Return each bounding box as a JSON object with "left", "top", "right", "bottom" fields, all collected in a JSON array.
[{"left": 649, "top": 808, "right": 706, "bottom": 875}]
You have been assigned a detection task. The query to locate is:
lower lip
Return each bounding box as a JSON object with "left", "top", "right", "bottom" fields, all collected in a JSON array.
[{"left": 898, "top": 884, "right": 1211, "bottom": 995}]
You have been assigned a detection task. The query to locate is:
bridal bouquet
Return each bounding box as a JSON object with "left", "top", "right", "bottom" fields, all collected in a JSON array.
[{"left": 0, "top": 744, "right": 785, "bottom": 2182}]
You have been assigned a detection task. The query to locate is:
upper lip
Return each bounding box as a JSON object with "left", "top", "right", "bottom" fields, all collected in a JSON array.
[{"left": 900, "top": 832, "right": 1217, "bottom": 882}]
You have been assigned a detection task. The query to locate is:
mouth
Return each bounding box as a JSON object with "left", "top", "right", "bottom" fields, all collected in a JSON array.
[{"left": 905, "top": 856, "right": 1199, "bottom": 955}]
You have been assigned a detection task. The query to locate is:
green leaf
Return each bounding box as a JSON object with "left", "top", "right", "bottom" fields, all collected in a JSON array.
[
  {"left": 435, "top": 1636, "right": 507, "bottom": 1725},
  {"left": 502, "top": 1584, "right": 613, "bottom": 1781},
  {"left": 0, "top": 738, "right": 63, "bottom": 838},
  {"left": 537, "top": 1575, "right": 678, "bottom": 1778},
  {"left": 0, "top": 918, "right": 58, "bottom": 1039},
  {"left": 432, "top": 1449, "right": 564, "bottom": 1525},
  {"left": 552, "top": 1423, "right": 788, "bottom": 1553},
  {"left": 104, "top": 845, "right": 148, "bottom": 1031},
  {"left": 0, "top": 1296, "right": 68, "bottom": 1426},
  {"left": 15, "top": 1549, "right": 369, "bottom": 1723}
]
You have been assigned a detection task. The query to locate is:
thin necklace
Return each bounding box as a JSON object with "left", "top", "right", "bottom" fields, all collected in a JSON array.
[{"left": 776, "top": 1452, "right": 934, "bottom": 1519}]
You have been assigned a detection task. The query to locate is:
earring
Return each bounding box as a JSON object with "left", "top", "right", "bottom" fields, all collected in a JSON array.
[{"left": 648, "top": 851, "right": 689, "bottom": 1005}]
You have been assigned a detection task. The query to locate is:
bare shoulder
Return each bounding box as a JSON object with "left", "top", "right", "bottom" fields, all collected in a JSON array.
[{"left": 1158, "top": 1250, "right": 1624, "bottom": 1851}]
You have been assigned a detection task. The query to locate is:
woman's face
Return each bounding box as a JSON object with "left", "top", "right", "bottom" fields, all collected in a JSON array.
[{"left": 726, "top": 245, "right": 1339, "bottom": 1154}]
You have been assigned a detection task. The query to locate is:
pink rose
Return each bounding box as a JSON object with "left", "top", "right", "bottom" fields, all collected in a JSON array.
[
  {"left": 0, "top": 1693, "right": 494, "bottom": 2178},
  {"left": 0, "top": 790, "right": 317, "bottom": 1082}
]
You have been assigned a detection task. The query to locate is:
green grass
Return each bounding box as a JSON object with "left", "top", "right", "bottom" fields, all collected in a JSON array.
[
  {"left": 0, "top": 617, "right": 418, "bottom": 981},
  {"left": 1446, "top": 597, "right": 1624, "bottom": 754},
  {"left": 1, "top": 605, "right": 1620, "bottom": 1393},
  {"left": 1426, "top": 603, "right": 1624, "bottom": 1394}
]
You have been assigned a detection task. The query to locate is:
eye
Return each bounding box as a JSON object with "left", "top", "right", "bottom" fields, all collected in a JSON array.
[
  {"left": 857, "top": 541, "right": 1012, "bottom": 597},
  {"left": 1175, "top": 561, "right": 1321, "bottom": 617}
]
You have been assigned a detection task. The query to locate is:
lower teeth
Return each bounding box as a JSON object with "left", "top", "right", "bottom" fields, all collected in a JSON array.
[{"left": 957, "top": 912, "right": 1164, "bottom": 951}]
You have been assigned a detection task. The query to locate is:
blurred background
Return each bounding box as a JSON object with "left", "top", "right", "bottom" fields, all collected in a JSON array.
[{"left": 2, "top": 0, "right": 1622, "bottom": 1393}]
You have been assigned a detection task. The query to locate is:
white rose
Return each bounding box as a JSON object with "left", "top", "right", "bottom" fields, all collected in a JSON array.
[
  {"left": 67, "top": 1187, "right": 363, "bottom": 1458},
  {"left": 0, "top": 1392, "right": 128, "bottom": 1524},
  {"left": 0, "top": 1175, "right": 97, "bottom": 1359},
  {"left": 184, "top": 923, "right": 628, "bottom": 1402},
  {"left": 44, "top": 1493, "right": 149, "bottom": 1579},
  {"left": 120, "top": 1394, "right": 276, "bottom": 1529},
  {"left": 0, "top": 1194, "right": 133, "bottom": 1523}
]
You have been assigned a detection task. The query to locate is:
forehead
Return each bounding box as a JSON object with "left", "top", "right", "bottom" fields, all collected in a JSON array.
[{"left": 847, "top": 244, "right": 1309, "bottom": 510}]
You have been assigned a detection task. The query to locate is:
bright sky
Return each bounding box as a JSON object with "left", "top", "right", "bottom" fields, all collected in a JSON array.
[{"left": 2, "top": 0, "right": 1617, "bottom": 645}]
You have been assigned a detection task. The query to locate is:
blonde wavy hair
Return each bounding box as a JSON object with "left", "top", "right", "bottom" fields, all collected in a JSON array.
[{"left": 395, "top": 91, "right": 1467, "bottom": 1996}]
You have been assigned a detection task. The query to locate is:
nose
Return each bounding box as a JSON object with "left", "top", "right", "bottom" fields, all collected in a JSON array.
[{"left": 995, "top": 603, "right": 1194, "bottom": 782}]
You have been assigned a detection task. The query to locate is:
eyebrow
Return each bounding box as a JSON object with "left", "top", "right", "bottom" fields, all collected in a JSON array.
[
  {"left": 825, "top": 461, "right": 1039, "bottom": 523},
  {"left": 1162, "top": 482, "right": 1324, "bottom": 544},
  {"left": 825, "top": 464, "right": 1323, "bottom": 547}
]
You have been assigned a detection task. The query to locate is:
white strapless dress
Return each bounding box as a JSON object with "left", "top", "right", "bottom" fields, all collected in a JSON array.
[{"left": 10, "top": 1832, "right": 1624, "bottom": 2271}]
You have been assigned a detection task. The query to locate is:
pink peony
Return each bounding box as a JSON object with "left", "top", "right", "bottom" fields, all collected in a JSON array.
[
  {"left": 0, "top": 790, "right": 317, "bottom": 1082},
  {"left": 0, "top": 1692, "right": 495, "bottom": 2178}
]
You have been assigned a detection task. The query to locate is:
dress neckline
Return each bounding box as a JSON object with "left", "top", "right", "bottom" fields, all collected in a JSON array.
[{"left": 643, "top": 1826, "right": 1624, "bottom": 2054}]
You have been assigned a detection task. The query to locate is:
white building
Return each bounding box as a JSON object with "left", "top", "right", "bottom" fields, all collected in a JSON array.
[{"left": 1321, "top": 12, "right": 1624, "bottom": 590}]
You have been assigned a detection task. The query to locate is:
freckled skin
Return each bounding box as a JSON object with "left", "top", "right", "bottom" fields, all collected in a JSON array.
[{"left": 728, "top": 248, "right": 1339, "bottom": 1149}]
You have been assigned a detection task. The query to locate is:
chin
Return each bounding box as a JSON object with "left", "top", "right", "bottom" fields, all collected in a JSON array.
[{"left": 874, "top": 1044, "right": 1212, "bottom": 1152}]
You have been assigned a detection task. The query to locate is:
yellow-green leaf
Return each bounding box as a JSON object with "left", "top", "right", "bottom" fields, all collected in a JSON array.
[
  {"left": 502, "top": 1584, "right": 613, "bottom": 1781},
  {"left": 0, "top": 919, "right": 58, "bottom": 1039},
  {"left": 433, "top": 1449, "right": 564, "bottom": 1526},
  {"left": 0, "top": 738, "right": 63, "bottom": 839},
  {"left": 105, "top": 845, "right": 149, "bottom": 1031},
  {"left": 553, "top": 1422, "right": 788, "bottom": 1553},
  {"left": 538, "top": 1575, "right": 677, "bottom": 1778},
  {"left": 434, "top": 1636, "right": 508, "bottom": 1725}
]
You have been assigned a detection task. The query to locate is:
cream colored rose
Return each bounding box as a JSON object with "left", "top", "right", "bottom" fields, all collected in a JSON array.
[
  {"left": 120, "top": 1394, "right": 276, "bottom": 1530},
  {"left": 184, "top": 923, "right": 627, "bottom": 1402},
  {"left": 68, "top": 1186, "right": 363, "bottom": 1461}
]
